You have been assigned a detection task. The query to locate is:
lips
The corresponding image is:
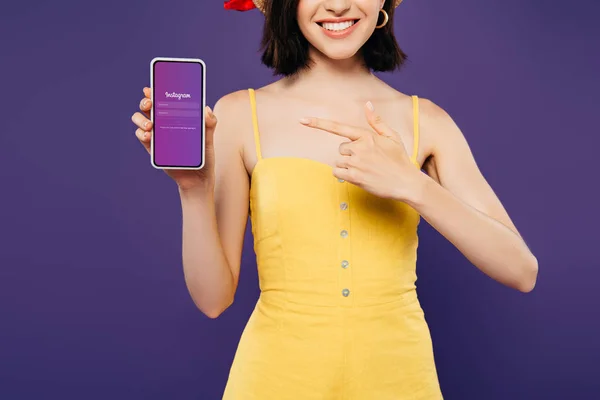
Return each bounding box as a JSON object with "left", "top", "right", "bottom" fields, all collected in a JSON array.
[
  {"left": 317, "top": 19, "right": 358, "bottom": 27},
  {"left": 316, "top": 19, "right": 361, "bottom": 39},
  {"left": 316, "top": 19, "right": 359, "bottom": 32}
]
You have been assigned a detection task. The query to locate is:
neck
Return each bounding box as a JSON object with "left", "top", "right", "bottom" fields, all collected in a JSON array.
[{"left": 281, "top": 46, "right": 381, "bottom": 101}]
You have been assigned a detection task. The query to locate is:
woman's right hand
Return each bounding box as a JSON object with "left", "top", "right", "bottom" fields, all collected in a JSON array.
[{"left": 131, "top": 87, "right": 218, "bottom": 193}]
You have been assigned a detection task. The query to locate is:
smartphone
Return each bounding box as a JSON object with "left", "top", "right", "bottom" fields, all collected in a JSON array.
[{"left": 150, "top": 57, "right": 206, "bottom": 170}]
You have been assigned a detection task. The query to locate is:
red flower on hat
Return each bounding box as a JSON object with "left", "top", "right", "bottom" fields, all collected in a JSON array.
[{"left": 224, "top": 0, "right": 256, "bottom": 11}]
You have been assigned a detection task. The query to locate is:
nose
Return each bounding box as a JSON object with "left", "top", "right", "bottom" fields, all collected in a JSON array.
[{"left": 323, "top": 0, "right": 352, "bottom": 14}]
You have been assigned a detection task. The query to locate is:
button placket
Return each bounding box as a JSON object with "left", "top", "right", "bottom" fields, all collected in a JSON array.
[{"left": 336, "top": 176, "right": 352, "bottom": 305}]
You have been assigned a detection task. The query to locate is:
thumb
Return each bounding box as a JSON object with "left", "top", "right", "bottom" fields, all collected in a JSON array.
[{"left": 205, "top": 106, "right": 217, "bottom": 138}]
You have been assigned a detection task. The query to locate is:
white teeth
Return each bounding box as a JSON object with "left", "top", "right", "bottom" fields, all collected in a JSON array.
[{"left": 321, "top": 20, "right": 355, "bottom": 32}]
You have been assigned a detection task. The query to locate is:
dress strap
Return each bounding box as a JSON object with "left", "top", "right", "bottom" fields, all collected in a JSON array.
[
  {"left": 411, "top": 95, "right": 420, "bottom": 167},
  {"left": 248, "top": 88, "right": 262, "bottom": 161}
]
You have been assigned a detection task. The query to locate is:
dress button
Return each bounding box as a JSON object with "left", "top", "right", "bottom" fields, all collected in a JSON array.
[
  {"left": 341, "top": 260, "right": 349, "bottom": 269},
  {"left": 342, "top": 288, "right": 350, "bottom": 297},
  {"left": 338, "top": 178, "right": 345, "bottom": 183},
  {"left": 340, "top": 230, "right": 348, "bottom": 238},
  {"left": 340, "top": 202, "right": 348, "bottom": 210}
]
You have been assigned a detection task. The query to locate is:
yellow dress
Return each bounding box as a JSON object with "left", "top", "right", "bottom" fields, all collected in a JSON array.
[{"left": 222, "top": 89, "right": 443, "bottom": 400}]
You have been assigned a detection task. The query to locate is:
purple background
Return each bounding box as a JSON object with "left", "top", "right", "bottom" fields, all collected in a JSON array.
[
  {"left": 153, "top": 60, "right": 204, "bottom": 168},
  {"left": 1, "top": 0, "right": 598, "bottom": 399}
]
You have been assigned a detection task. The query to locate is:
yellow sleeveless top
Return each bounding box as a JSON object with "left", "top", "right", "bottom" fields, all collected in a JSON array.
[{"left": 222, "top": 89, "right": 443, "bottom": 400}]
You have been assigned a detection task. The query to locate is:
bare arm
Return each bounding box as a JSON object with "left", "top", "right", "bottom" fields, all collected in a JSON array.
[
  {"left": 408, "top": 99, "right": 538, "bottom": 292},
  {"left": 180, "top": 91, "right": 251, "bottom": 317}
]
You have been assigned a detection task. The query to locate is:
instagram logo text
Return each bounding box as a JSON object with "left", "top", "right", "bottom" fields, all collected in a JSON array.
[{"left": 165, "top": 91, "right": 192, "bottom": 100}]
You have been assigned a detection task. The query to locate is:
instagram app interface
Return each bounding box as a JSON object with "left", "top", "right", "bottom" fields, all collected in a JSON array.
[{"left": 153, "top": 61, "right": 203, "bottom": 167}]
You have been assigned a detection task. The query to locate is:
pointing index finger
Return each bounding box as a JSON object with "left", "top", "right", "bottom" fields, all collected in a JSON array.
[{"left": 300, "top": 117, "right": 364, "bottom": 141}]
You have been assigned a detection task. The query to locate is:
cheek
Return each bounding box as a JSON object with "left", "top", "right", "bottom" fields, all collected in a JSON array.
[
  {"left": 296, "top": 0, "right": 315, "bottom": 36},
  {"left": 357, "top": 0, "right": 381, "bottom": 23},
  {"left": 296, "top": 20, "right": 313, "bottom": 43},
  {"left": 358, "top": 0, "right": 381, "bottom": 11},
  {"left": 296, "top": 0, "right": 317, "bottom": 20}
]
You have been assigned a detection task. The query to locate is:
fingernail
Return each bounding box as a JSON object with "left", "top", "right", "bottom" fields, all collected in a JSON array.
[
  {"left": 366, "top": 101, "right": 374, "bottom": 111},
  {"left": 299, "top": 117, "right": 310, "bottom": 124},
  {"left": 144, "top": 100, "right": 150, "bottom": 108},
  {"left": 144, "top": 121, "right": 150, "bottom": 128},
  {"left": 143, "top": 132, "right": 148, "bottom": 138}
]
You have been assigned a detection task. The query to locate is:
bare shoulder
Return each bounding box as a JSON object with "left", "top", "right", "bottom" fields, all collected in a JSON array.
[
  {"left": 213, "top": 89, "right": 252, "bottom": 119},
  {"left": 418, "top": 97, "right": 454, "bottom": 125},
  {"left": 417, "top": 97, "right": 466, "bottom": 151},
  {"left": 212, "top": 89, "right": 254, "bottom": 141},
  {"left": 213, "top": 84, "right": 281, "bottom": 124},
  {"left": 251, "top": 80, "right": 288, "bottom": 100},
  {"left": 210, "top": 89, "right": 254, "bottom": 170},
  {"left": 415, "top": 97, "right": 471, "bottom": 178}
]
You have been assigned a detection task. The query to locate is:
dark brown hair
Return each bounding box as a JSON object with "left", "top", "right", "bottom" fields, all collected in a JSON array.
[{"left": 259, "top": 0, "right": 407, "bottom": 76}]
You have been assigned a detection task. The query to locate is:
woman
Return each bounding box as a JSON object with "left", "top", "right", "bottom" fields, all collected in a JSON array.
[{"left": 131, "top": 0, "right": 538, "bottom": 398}]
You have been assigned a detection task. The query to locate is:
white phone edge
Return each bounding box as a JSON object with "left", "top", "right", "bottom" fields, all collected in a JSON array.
[{"left": 149, "top": 57, "right": 206, "bottom": 170}]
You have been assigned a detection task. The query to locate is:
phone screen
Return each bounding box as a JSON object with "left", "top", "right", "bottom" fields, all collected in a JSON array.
[{"left": 152, "top": 59, "right": 204, "bottom": 169}]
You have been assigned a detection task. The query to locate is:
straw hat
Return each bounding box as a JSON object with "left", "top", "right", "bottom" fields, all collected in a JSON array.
[{"left": 224, "top": 0, "right": 403, "bottom": 13}]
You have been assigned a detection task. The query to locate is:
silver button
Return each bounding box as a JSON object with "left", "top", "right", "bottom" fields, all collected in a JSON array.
[
  {"left": 341, "top": 260, "right": 349, "bottom": 269},
  {"left": 340, "top": 202, "right": 348, "bottom": 210},
  {"left": 340, "top": 230, "right": 348, "bottom": 238},
  {"left": 342, "top": 288, "right": 350, "bottom": 297},
  {"left": 338, "top": 178, "right": 345, "bottom": 183}
]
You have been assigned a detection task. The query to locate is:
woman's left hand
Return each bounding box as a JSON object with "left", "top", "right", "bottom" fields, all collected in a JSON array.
[{"left": 300, "top": 101, "right": 425, "bottom": 202}]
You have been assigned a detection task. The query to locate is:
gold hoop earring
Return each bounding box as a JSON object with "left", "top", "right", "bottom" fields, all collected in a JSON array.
[{"left": 375, "top": 9, "right": 389, "bottom": 29}]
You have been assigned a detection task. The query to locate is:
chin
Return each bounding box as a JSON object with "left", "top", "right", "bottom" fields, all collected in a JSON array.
[
  {"left": 309, "top": 39, "right": 363, "bottom": 61},
  {"left": 321, "top": 48, "right": 361, "bottom": 61}
]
